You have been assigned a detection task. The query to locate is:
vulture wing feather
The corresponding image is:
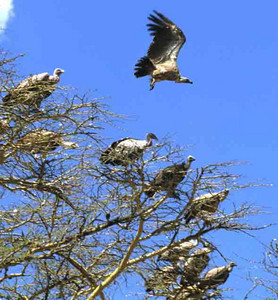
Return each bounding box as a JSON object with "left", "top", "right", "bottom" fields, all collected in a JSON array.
[{"left": 147, "top": 11, "right": 186, "bottom": 65}]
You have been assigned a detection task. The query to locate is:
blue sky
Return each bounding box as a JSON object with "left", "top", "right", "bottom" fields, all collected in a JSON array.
[{"left": 1, "top": 1, "right": 278, "bottom": 299}]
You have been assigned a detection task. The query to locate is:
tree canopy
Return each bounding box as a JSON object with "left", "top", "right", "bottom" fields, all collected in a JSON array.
[{"left": 0, "top": 51, "right": 275, "bottom": 300}]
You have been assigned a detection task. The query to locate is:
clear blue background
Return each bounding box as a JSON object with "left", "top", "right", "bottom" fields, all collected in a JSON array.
[{"left": 2, "top": 1, "right": 278, "bottom": 299}]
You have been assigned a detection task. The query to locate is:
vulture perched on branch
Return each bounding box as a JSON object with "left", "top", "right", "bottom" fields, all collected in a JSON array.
[
  {"left": 15, "top": 129, "right": 78, "bottom": 155},
  {"left": 134, "top": 11, "right": 193, "bottom": 90},
  {"left": 158, "top": 238, "right": 198, "bottom": 264},
  {"left": 2, "top": 68, "right": 65, "bottom": 109},
  {"left": 184, "top": 190, "right": 229, "bottom": 224},
  {"left": 100, "top": 133, "right": 158, "bottom": 166},
  {"left": 145, "top": 265, "right": 179, "bottom": 293},
  {"left": 198, "top": 262, "right": 236, "bottom": 290},
  {"left": 180, "top": 247, "right": 212, "bottom": 285},
  {"left": 145, "top": 155, "right": 196, "bottom": 198}
]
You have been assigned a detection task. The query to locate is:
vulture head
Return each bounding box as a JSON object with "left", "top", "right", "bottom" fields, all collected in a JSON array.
[
  {"left": 187, "top": 155, "right": 196, "bottom": 163},
  {"left": 179, "top": 77, "right": 193, "bottom": 84},
  {"left": 182, "top": 155, "right": 195, "bottom": 171},
  {"left": 228, "top": 262, "right": 237, "bottom": 269},
  {"left": 53, "top": 68, "right": 65, "bottom": 76},
  {"left": 186, "top": 155, "right": 196, "bottom": 167},
  {"left": 221, "top": 189, "right": 230, "bottom": 198},
  {"left": 146, "top": 132, "right": 158, "bottom": 146}
]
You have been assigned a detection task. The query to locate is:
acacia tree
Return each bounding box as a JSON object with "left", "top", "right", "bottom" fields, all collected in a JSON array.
[
  {"left": 245, "top": 239, "right": 278, "bottom": 299},
  {"left": 0, "top": 52, "right": 270, "bottom": 300}
]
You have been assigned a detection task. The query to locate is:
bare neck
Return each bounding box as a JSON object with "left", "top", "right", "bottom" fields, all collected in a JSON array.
[
  {"left": 184, "top": 160, "right": 192, "bottom": 170},
  {"left": 146, "top": 136, "right": 153, "bottom": 147}
]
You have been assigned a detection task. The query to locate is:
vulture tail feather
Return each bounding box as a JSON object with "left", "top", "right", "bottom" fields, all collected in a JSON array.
[{"left": 134, "top": 56, "right": 155, "bottom": 78}]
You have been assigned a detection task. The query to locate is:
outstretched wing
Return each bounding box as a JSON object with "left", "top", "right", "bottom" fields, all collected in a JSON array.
[{"left": 147, "top": 11, "right": 186, "bottom": 65}]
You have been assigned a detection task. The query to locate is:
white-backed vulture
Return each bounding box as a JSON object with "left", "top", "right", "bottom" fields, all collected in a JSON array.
[
  {"left": 145, "top": 155, "right": 195, "bottom": 198},
  {"left": 2, "top": 68, "right": 64, "bottom": 109},
  {"left": 100, "top": 133, "right": 158, "bottom": 166},
  {"left": 184, "top": 190, "right": 229, "bottom": 224},
  {"left": 198, "top": 262, "right": 236, "bottom": 289},
  {"left": 134, "top": 11, "right": 193, "bottom": 90}
]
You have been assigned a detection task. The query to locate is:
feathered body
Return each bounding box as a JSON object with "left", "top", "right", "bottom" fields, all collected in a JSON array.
[
  {"left": 145, "top": 155, "right": 195, "bottom": 198},
  {"left": 134, "top": 11, "right": 192, "bottom": 90},
  {"left": 157, "top": 239, "right": 198, "bottom": 264},
  {"left": 2, "top": 68, "right": 64, "bottom": 108},
  {"left": 145, "top": 265, "right": 179, "bottom": 293},
  {"left": 185, "top": 190, "right": 229, "bottom": 224},
  {"left": 100, "top": 133, "right": 158, "bottom": 166},
  {"left": 180, "top": 247, "right": 212, "bottom": 285},
  {"left": 199, "top": 262, "right": 236, "bottom": 289},
  {"left": 16, "top": 129, "right": 77, "bottom": 154}
]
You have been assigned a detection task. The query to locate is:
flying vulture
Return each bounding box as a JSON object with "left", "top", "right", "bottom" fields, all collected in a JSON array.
[
  {"left": 145, "top": 265, "right": 179, "bottom": 293},
  {"left": 100, "top": 133, "right": 158, "bottom": 166},
  {"left": 145, "top": 155, "right": 196, "bottom": 198},
  {"left": 134, "top": 11, "right": 193, "bottom": 90},
  {"left": 158, "top": 238, "right": 198, "bottom": 264},
  {"left": 2, "top": 68, "right": 65, "bottom": 109},
  {"left": 15, "top": 129, "right": 78, "bottom": 155},
  {"left": 198, "top": 262, "right": 236, "bottom": 290},
  {"left": 180, "top": 247, "right": 212, "bottom": 285},
  {"left": 184, "top": 190, "right": 229, "bottom": 224}
]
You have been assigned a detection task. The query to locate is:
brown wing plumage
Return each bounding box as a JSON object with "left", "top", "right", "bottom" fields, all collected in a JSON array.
[
  {"left": 16, "top": 130, "right": 61, "bottom": 154},
  {"left": 147, "top": 11, "right": 186, "bottom": 65}
]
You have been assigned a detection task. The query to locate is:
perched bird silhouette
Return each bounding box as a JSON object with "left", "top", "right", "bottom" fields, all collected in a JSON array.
[
  {"left": 145, "top": 155, "right": 195, "bottom": 198},
  {"left": 157, "top": 238, "right": 198, "bottom": 264},
  {"left": 184, "top": 190, "right": 229, "bottom": 224},
  {"left": 180, "top": 247, "right": 212, "bottom": 285},
  {"left": 134, "top": 11, "right": 193, "bottom": 90},
  {"left": 100, "top": 133, "right": 158, "bottom": 166},
  {"left": 2, "top": 68, "right": 64, "bottom": 109},
  {"left": 198, "top": 262, "right": 237, "bottom": 290}
]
